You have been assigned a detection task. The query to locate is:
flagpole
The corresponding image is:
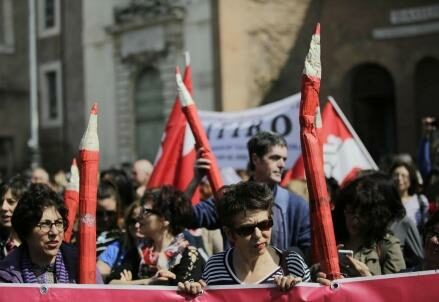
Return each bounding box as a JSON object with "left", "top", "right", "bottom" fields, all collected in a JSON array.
[{"left": 327, "top": 96, "right": 378, "bottom": 170}]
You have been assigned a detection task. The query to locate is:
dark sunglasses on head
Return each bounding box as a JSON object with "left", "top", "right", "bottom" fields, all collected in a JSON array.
[{"left": 232, "top": 219, "right": 274, "bottom": 237}]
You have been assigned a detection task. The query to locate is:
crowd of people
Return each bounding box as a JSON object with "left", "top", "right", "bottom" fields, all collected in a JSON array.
[{"left": 0, "top": 128, "right": 437, "bottom": 296}]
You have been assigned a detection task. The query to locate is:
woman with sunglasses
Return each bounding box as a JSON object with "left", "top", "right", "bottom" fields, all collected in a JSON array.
[
  {"left": 0, "top": 184, "right": 90, "bottom": 283},
  {"left": 179, "top": 181, "right": 310, "bottom": 295},
  {"left": 109, "top": 186, "right": 204, "bottom": 285}
]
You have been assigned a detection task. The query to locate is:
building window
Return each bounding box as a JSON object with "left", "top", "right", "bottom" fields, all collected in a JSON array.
[
  {"left": 38, "top": 0, "right": 60, "bottom": 38},
  {"left": 0, "top": 0, "right": 14, "bottom": 54},
  {"left": 134, "top": 67, "right": 164, "bottom": 161},
  {"left": 39, "top": 61, "right": 63, "bottom": 127}
]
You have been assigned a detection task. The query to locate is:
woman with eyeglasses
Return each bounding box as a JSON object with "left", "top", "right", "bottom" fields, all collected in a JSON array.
[
  {"left": 108, "top": 186, "right": 204, "bottom": 285},
  {"left": 179, "top": 182, "right": 310, "bottom": 295},
  {"left": 0, "top": 184, "right": 89, "bottom": 283}
]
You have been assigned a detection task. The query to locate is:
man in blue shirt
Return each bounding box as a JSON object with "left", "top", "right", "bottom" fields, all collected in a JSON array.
[{"left": 188, "top": 131, "right": 310, "bottom": 257}]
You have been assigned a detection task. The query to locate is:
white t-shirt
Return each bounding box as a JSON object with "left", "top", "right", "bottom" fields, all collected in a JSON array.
[{"left": 403, "top": 194, "right": 429, "bottom": 227}]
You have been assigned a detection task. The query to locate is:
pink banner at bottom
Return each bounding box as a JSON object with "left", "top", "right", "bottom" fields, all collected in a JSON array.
[{"left": 0, "top": 271, "right": 437, "bottom": 302}]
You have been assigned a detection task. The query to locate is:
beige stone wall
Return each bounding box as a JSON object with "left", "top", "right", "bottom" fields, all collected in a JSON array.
[
  {"left": 320, "top": 0, "right": 439, "bottom": 157},
  {"left": 218, "top": 0, "right": 313, "bottom": 111}
]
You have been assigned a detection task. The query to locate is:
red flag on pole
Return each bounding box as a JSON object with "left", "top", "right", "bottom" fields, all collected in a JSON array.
[
  {"left": 299, "top": 24, "right": 341, "bottom": 280},
  {"left": 282, "top": 96, "right": 377, "bottom": 187},
  {"left": 176, "top": 67, "right": 224, "bottom": 196},
  {"left": 174, "top": 123, "right": 199, "bottom": 196},
  {"left": 147, "top": 53, "right": 200, "bottom": 203},
  {"left": 64, "top": 158, "right": 79, "bottom": 243},
  {"left": 321, "top": 96, "right": 378, "bottom": 186},
  {"left": 78, "top": 103, "right": 99, "bottom": 284},
  {"left": 147, "top": 91, "right": 187, "bottom": 188}
]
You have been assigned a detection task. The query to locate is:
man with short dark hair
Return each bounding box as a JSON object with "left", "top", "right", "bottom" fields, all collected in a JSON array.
[{"left": 188, "top": 131, "right": 310, "bottom": 256}]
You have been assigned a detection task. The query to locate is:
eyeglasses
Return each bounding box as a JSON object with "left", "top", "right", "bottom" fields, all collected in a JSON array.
[
  {"left": 126, "top": 217, "right": 140, "bottom": 226},
  {"left": 36, "top": 220, "right": 65, "bottom": 233},
  {"left": 232, "top": 219, "right": 273, "bottom": 237}
]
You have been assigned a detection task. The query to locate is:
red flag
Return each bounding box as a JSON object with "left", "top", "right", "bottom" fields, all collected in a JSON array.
[
  {"left": 174, "top": 123, "right": 198, "bottom": 195},
  {"left": 281, "top": 154, "right": 305, "bottom": 186},
  {"left": 321, "top": 96, "right": 378, "bottom": 186},
  {"left": 176, "top": 67, "right": 224, "bottom": 197},
  {"left": 64, "top": 158, "right": 79, "bottom": 243},
  {"left": 78, "top": 103, "right": 99, "bottom": 284},
  {"left": 147, "top": 54, "right": 200, "bottom": 203},
  {"left": 282, "top": 96, "right": 377, "bottom": 187},
  {"left": 299, "top": 24, "right": 341, "bottom": 280},
  {"left": 147, "top": 95, "right": 186, "bottom": 188}
]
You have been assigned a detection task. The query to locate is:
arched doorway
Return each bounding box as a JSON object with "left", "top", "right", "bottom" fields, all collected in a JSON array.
[
  {"left": 134, "top": 67, "right": 164, "bottom": 161},
  {"left": 350, "top": 63, "right": 396, "bottom": 163}
]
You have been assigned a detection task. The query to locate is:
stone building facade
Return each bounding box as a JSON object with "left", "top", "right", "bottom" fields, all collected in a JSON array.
[
  {"left": 0, "top": 0, "right": 438, "bottom": 176},
  {"left": 219, "top": 0, "right": 439, "bottom": 164},
  {"left": 82, "top": 0, "right": 216, "bottom": 167},
  {"left": 0, "top": 0, "right": 84, "bottom": 175}
]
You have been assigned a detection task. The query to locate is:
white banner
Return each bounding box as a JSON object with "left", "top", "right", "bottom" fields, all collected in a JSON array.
[{"left": 199, "top": 94, "right": 301, "bottom": 170}]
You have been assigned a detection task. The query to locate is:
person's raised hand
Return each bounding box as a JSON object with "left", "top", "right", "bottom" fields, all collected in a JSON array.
[{"left": 194, "top": 147, "right": 211, "bottom": 182}]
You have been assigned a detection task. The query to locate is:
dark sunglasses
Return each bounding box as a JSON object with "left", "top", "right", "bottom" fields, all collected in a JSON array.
[
  {"left": 232, "top": 219, "right": 274, "bottom": 237},
  {"left": 126, "top": 218, "right": 140, "bottom": 226}
]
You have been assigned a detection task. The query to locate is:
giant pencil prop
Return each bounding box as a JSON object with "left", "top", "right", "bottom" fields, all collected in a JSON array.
[
  {"left": 63, "top": 158, "right": 79, "bottom": 243},
  {"left": 78, "top": 104, "right": 99, "bottom": 283},
  {"left": 299, "top": 24, "right": 341, "bottom": 279},
  {"left": 176, "top": 68, "right": 224, "bottom": 196}
]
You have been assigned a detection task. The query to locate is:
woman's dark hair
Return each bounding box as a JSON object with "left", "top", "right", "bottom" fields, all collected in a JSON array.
[
  {"left": 100, "top": 168, "right": 134, "bottom": 209},
  {"left": 122, "top": 200, "right": 141, "bottom": 250},
  {"left": 0, "top": 175, "right": 30, "bottom": 202},
  {"left": 216, "top": 181, "right": 273, "bottom": 228},
  {"left": 98, "top": 179, "right": 122, "bottom": 214},
  {"left": 326, "top": 177, "right": 340, "bottom": 205},
  {"left": 333, "top": 172, "right": 405, "bottom": 247},
  {"left": 140, "top": 186, "right": 192, "bottom": 236},
  {"left": 247, "top": 131, "right": 287, "bottom": 171},
  {"left": 389, "top": 161, "right": 420, "bottom": 195},
  {"left": 12, "top": 183, "right": 68, "bottom": 242},
  {"left": 97, "top": 180, "right": 122, "bottom": 232}
]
